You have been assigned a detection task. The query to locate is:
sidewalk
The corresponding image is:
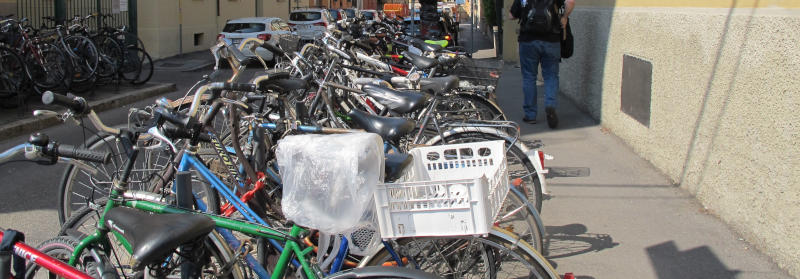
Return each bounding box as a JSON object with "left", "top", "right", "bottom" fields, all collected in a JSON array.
[
  {"left": 454, "top": 19, "right": 793, "bottom": 279},
  {"left": 495, "top": 58, "right": 793, "bottom": 279}
]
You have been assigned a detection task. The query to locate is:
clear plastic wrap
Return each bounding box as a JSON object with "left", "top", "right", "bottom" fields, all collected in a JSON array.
[{"left": 276, "top": 132, "right": 384, "bottom": 234}]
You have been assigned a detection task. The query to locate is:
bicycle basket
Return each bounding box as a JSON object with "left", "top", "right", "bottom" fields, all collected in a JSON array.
[{"left": 374, "top": 140, "right": 510, "bottom": 239}]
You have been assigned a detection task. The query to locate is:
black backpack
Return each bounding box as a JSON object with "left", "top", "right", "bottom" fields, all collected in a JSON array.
[{"left": 521, "top": 0, "right": 560, "bottom": 35}]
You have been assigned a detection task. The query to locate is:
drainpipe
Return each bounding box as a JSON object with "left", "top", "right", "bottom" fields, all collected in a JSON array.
[{"left": 179, "top": 0, "right": 183, "bottom": 55}]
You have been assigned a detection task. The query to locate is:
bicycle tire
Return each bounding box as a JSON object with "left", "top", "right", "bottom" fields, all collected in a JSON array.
[
  {"left": 23, "top": 42, "right": 70, "bottom": 90},
  {"left": 130, "top": 48, "right": 153, "bottom": 85},
  {"left": 0, "top": 46, "right": 26, "bottom": 108},
  {"left": 363, "top": 230, "right": 558, "bottom": 279},
  {"left": 328, "top": 266, "right": 441, "bottom": 279},
  {"left": 25, "top": 235, "right": 119, "bottom": 279},
  {"left": 118, "top": 46, "right": 142, "bottom": 82},
  {"left": 64, "top": 35, "right": 100, "bottom": 83},
  {"left": 454, "top": 93, "right": 507, "bottom": 121},
  {"left": 57, "top": 130, "right": 173, "bottom": 223},
  {"left": 92, "top": 35, "right": 123, "bottom": 79},
  {"left": 428, "top": 131, "right": 544, "bottom": 212}
]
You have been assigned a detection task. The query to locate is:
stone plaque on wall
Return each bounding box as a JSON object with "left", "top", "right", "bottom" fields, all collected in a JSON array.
[{"left": 620, "top": 54, "right": 652, "bottom": 127}]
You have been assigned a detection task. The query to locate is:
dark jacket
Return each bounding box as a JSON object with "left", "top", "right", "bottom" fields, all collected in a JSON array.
[{"left": 510, "top": 0, "right": 564, "bottom": 43}]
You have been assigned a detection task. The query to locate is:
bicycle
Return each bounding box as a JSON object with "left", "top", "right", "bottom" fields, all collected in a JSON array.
[
  {"left": 49, "top": 39, "right": 553, "bottom": 277},
  {"left": 1, "top": 17, "right": 72, "bottom": 91},
  {"left": 0, "top": 229, "right": 97, "bottom": 279},
  {"left": 0, "top": 108, "right": 444, "bottom": 279}
]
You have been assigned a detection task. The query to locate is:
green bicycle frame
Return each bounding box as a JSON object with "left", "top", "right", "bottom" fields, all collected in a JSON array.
[{"left": 68, "top": 188, "right": 320, "bottom": 279}]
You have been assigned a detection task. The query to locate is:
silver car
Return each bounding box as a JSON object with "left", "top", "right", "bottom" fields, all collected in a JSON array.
[
  {"left": 218, "top": 17, "right": 298, "bottom": 61},
  {"left": 288, "top": 9, "right": 336, "bottom": 41}
]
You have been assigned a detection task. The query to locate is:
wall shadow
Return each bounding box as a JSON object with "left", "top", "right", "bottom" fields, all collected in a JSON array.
[
  {"left": 646, "top": 241, "right": 740, "bottom": 279},
  {"left": 555, "top": 0, "right": 617, "bottom": 124},
  {"left": 679, "top": 0, "right": 759, "bottom": 192}
]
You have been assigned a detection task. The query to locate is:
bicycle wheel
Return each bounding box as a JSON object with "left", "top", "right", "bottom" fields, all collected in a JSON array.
[
  {"left": 0, "top": 46, "right": 26, "bottom": 108},
  {"left": 328, "top": 266, "right": 441, "bottom": 278},
  {"left": 23, "top": 42, "right": 71, "bottom": 90},
  {"left": 130, "top": 48, "right": 153, "bottom": 85},
  {"left": 118, "top": 46, "right": 142, "bottom": 82},
  {"left": 64, "top": 35, "right": 100, "bottom": 83},
  {"left": 364, "top": 230, "right": 559, "bottom": 279},
  {"left": 93, "top": 35, "right": 123, "bottom": 79},
  {"left": 25, "top": 235, "right": 119, "bottom": 279},
  {"left": 58, "top": 131, "right": 173, "bottom": 223},
  {"left": 453, "top": 93, "right": 506, "bottom": 121},
  {"left": 428, "top": 131, "right": 543, "bottom": 212}
]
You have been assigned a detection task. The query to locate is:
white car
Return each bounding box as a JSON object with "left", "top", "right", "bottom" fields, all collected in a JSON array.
[
  {"left": 361, "top": 10, "right": 380, "bottom": 25},
  {"left": 288, "top": 9, "right": 335, "bottom": 41},
  {"left": 218, "top": 17, "right": 297, "bottom": 61}
]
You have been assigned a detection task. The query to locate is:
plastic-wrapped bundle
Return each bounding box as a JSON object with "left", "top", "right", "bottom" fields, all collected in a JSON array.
[{"left": 276, "top": 132, "right": 384, "bottom": 234}]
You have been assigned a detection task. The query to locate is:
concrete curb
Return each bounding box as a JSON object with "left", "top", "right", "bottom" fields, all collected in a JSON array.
[{"left": 0, "top": 83, "right": 176, "bottom": 142}]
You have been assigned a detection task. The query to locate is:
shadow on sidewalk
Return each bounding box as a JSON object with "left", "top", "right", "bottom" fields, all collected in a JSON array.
[
  {"left": 647, "top": 241, "right": 740, "bottom": 279},
  {"left": 545, "top": 223, "right": 619, "bottom": 260}
]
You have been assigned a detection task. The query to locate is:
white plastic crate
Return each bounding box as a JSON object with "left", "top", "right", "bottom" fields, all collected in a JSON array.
[{"left": 374, "top": 140, "right": 510, "bottom": 239}]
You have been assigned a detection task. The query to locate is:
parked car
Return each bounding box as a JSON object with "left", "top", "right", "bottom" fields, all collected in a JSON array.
[
  {"left": 289, "top": 8, "right": 335, "bottom": 41},
  {"left": 361, "top": 9, "right": 381, "bottom": 24},
  {"left": 329, "top": 8, "right": 349, "bottom": 29},
  {"left": 218, "top": 17, "right": 297, "bottom": 61},
  {"left": 342, "top": 8, "right": 360, "bottom": 22}
]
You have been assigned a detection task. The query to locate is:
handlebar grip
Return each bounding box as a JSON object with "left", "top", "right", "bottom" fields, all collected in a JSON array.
[
  {"left": 260, "top": 42, "right": 285, "bottom": 57},
  {"left": 42, "top": 91, "right": 88, "bottom": 114},
  {"left": 222, "top": 82, "right": 257, "bottom": 92},
  {"left": 154, "top": 107, "right": 192, "bottom": 128},
  {"left": 54, "top": 144, "right": 111, "bottom": 164}
]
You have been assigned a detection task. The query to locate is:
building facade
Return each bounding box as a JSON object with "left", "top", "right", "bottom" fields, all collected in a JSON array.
[{"left": 501, "top": 0, "right": 800, "bottom": 276}]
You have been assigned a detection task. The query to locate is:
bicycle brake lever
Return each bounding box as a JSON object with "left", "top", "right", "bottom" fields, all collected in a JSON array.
[
  {"left": 147, "top": 127, "right": 177, "bottom": 153},
  {"left": 32, "top": 110, "right": 58, "bottom": 118}
]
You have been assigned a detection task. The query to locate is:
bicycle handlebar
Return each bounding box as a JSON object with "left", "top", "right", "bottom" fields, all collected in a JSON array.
[
  {"left": 28, "top": 133, "right": 111, "bottom": 164},
  {"left": 52, "top": 143, "right": 111, "bottom": 164},
  {"left": 41, "top": 91, "right": 89, "bottom": 115}
]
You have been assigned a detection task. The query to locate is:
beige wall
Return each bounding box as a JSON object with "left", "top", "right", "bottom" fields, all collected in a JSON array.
[
  {"left": 506, "top": 4, "right": 800, "bottom": 276},
  {"left": 138, "top": 0, "right": 289, "bottom": 59}
]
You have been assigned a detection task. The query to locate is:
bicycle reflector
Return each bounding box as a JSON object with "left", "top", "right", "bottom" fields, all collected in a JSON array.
[
  {"left": 538, "top": 150, "right": 545, "bottom": 170},
  {"left": 258, "top": 33, "right": 272, "bottom": 41},
  {"left": 564, "top": 273, "right": 575, "bottom": 279}
]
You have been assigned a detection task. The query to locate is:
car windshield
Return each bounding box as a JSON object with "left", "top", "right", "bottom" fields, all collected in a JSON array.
[
  {"left": 223, "top": 23, "right": 266, "bottom": 33},
  {"left": 329, "top": 10, "right": 340, "bottom": 20},
  {"left": 343, "top": 9, "right": 356, "bottom": 18},
  {"left": 290, "top": 12, "right": 322, "bottom": 21},
  {"left": 362, "top": 12, "right": 374, "bottom": 20}
]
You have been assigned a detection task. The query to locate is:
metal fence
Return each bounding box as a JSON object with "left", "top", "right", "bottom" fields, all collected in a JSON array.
[{"left": 17, "top": 0, "right": 136, "bottom": 34}]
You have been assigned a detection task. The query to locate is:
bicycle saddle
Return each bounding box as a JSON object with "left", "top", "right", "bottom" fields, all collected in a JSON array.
[
  {"left": 347, "top": 109, "right": 415, "bottom": 142},
  {"left": 361, "top": 84, "right": 430, "bottom": 114},
  {"left": 258, "top": 77, "right": 309, "bottom": 94},
  {"left": 419, "top": 75, "right": 459, "bottom": 95},
  {"left": 104, "top": 207, "right": 214, "bottom": 270},
  {"left": 384, "top": 152, "right": 413, "bottom": 182},
  {"left": 402, "top": 51, "right": 438, "bottom": 70},
  {"left": 411, "top": 38, "right": 444, "bottom": 52}
]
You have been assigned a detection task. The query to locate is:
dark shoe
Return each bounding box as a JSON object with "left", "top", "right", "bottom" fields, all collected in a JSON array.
[
  {"left": 522, "top": 117, "right": 537, "bottom": 124},
  {"left": 546, "top": 107, "right": 558, "bottom": 128}
]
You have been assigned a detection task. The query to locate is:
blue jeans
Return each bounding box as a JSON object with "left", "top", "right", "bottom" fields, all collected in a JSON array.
[{"left": 519, "top": 40, "right": 560, "bottom": 119}]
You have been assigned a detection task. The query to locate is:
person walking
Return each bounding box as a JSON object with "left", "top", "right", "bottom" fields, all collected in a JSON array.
[{"left": 510, "top": 0, "right": 574, "bottom": 128}]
